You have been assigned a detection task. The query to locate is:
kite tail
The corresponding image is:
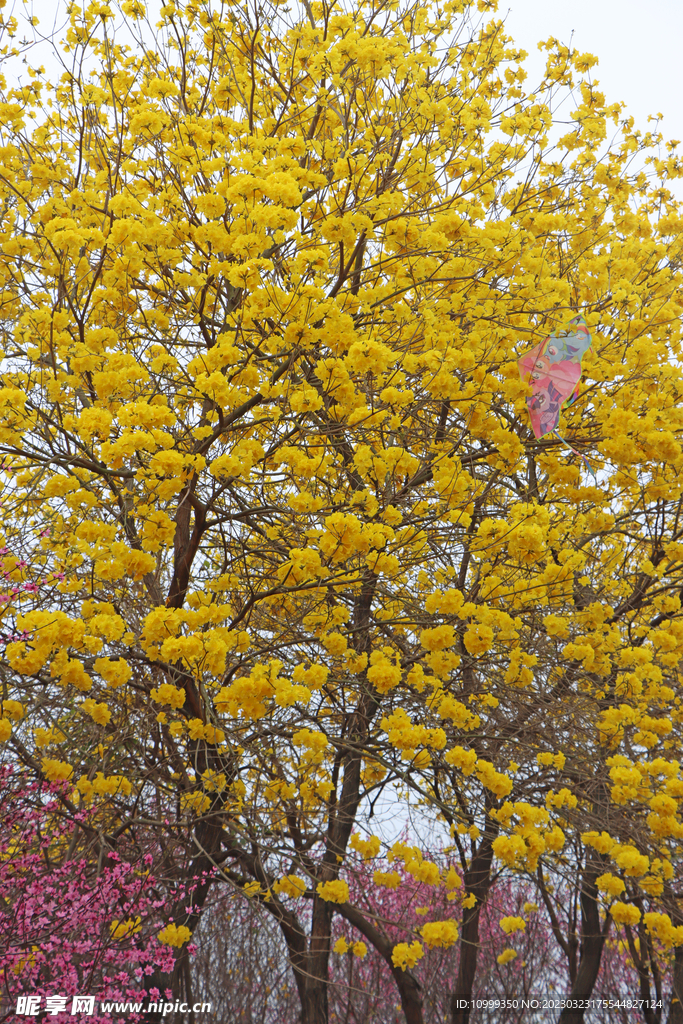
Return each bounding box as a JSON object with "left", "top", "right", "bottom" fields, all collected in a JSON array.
[{"left": 552, "top": 428, "right": 598, "bottom": 483}]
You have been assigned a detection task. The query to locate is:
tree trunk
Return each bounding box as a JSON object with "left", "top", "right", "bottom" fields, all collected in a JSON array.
[
  {"left": 450, "top": 825, "right": 497, "bottom": 1024},
  {"left": 300, "top": 895, "right": 333, "bottom": 1024},
  {"left": 667, "top": 945, "right": 683, "bottom": 1024},
  {"left": 557, "top": 859, "right": 611, "bottom": 1024},
  {"left": 296, "top": 569, "right": 381, "bottom": 1024}
]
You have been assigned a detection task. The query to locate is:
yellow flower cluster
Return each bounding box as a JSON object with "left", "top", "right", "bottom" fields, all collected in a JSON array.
[
  {"left": 181, "top": 791, "right": 211, "bottom": 816},
  {"left": 596, "top": 873, "right": 626, "bottom": 897},
  {"left": 391, "top": 941, "right": 424, "bottom": 971},
  {"left": 611, "top": 902, "right": 641, "bottom": 926},
  {"left": 381, "top": 708, "right": 446, "bottom": 755},
  {"left": 475, "top": 759, "right": 513, "bottom": 798},
  {"left": 94, "top": 658, "right": 132, "bottom": 688},
  {"left": 420, "top": 920, "right": 459, "bottom": 948},
  {"left": 41, "top": 759, "right": 73, "bottom": 782},
  {"left": 388, "top": 843, "right": 441, "bottom": 885},
  {"left": 273, "top": 875, "right": 307, "bottom": 899},
  {"left": 110, "top": 917, "right": 141, "bottom": 941},
  {"left": 643, "top": 912, "right": 683, "bottom": 948},
  {"left": 499, "top": 916, "right": 526, "bottom": 934},
  {"left": 216, "top": 661, "right": 311, "bottom": 721},
  {"left": 80, "top": 699, "right": 112, "bottom": 726},
  {"left": 438, "top": 698, "right": 480, "bottom": 731},
  {"left": 292, "top": 728, "right": 329, "bottom": 764},
  {"left": 157, "top": 923, "right": 192, "bottom": 948},
  {"left": 76, "top": 773, "right": 132, "bottom": 802},
  {"left": 367, "top": 652, "right": 403, "bottom": 694},
  {"left": 373, "top": 871, "right": 402, "bottom": 889},
  {"left": 0, "top": 699, "right": 24, "bottom": 720},
  {"left": 334, "top": 937, "right": 367, "bottom": 957},
  {"left": 150, "top": 683, "right": 186, "bottom": 709},
  {"left": 34, "top": 727, "right": 66, "bottom": 748},
  {"left": 316, "top": 880, "right": 349, "bottom": 904},
  {"left": 349, "top": 833, "right": 381, "bottom": 860}
]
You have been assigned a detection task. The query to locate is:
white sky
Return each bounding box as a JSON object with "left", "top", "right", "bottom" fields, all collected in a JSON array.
[
  {"left": 503, "top": 0, "right": 683, "bottom": 146},
  {"left": 18, "top": 0, "right": 682, "bottom": 153}
]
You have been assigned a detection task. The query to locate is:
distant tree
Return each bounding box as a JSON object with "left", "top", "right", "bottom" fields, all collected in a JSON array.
[{"left": 0, "top": 768, "right": 177, "bottom": 1022}]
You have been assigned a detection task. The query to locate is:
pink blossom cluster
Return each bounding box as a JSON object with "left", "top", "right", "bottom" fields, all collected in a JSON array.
[{"left": 0, "top": 769, "right": 188, "bottom": 1023}]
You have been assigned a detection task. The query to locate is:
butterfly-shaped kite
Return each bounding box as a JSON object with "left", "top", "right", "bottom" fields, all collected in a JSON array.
[{"left": 517, "top": 315, "right": 593, "bottom": 440}]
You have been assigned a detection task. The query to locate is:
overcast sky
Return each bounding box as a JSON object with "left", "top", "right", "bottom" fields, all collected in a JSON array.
[
  {"left": 26, "top": 0, "right": 681, "bottom": 151},
  {"left": 503, "top": 0, "right": 682, "bottom": 146}
]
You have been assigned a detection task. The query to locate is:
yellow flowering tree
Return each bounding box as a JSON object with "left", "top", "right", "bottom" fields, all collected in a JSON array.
[{"left": 2, "top": 0, "right": 683, "bottom": 1020}]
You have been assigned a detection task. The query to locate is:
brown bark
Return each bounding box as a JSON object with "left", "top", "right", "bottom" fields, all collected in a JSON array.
[
  {"left": 166, "top": 474, "right": 206, "bottom": 610},
  {"left": 667, "top": 944, "right": 683, "bottom": 1024},
  {"left": 300, "top": 896, "right": 334, "bottom": 1024},
  {"left": 337, "top": 900, "right": 424, "bottom": 1024},
  {"left": 557, "top": 857, "right": 612, "bottom": 1024},
  {"left": 141, "top": 819, "right": 223, "bottom": 1023},
  {"left": 450, "top": 821, "right": 497, "bottom": 1024},
  {"left": 623, "top": 919, "right": 663, "bottom": 1024},
  {"left": 297, "top": 570, "right": 380, "bottom": 1024}
]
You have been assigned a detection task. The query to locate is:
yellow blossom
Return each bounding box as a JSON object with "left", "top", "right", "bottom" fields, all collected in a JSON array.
[
  {"left": 420, "top": 920, "right": 459, "bottom": 948},
  {"left": 499, "top": 916, "right": 526, "bottom": 934},
  {"left": 157, "top": 923, "right": 192, "bottom": 947},
  {"left": 317, "top": 880, "right": 349, "bottom": 904},
  {"left": 110, "top": 917, "right": 141, "bottom": 940},
  {"left": 392, "top": 941, "right": 424, "bottom": 971}
]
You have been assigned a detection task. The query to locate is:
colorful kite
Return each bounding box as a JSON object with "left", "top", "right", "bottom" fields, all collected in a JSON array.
[{"left": 517, "top": 315, "right": 595, "bottom": 475}]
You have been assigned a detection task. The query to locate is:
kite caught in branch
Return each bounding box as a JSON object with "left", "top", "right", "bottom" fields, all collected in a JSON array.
[
  {"left": 518, "top": 315, "right": 596, "bottom": 478},
  {"left": 518, "top": 315, "right": 598, "bottom": 479},
  {"left": 518, "top": 315, "right": 592, "bottom": 438}
]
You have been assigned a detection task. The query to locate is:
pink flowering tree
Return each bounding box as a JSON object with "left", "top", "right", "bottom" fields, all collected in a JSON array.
[{"left": 0, "top": 766, "right": 194, "bottom": 1023}]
